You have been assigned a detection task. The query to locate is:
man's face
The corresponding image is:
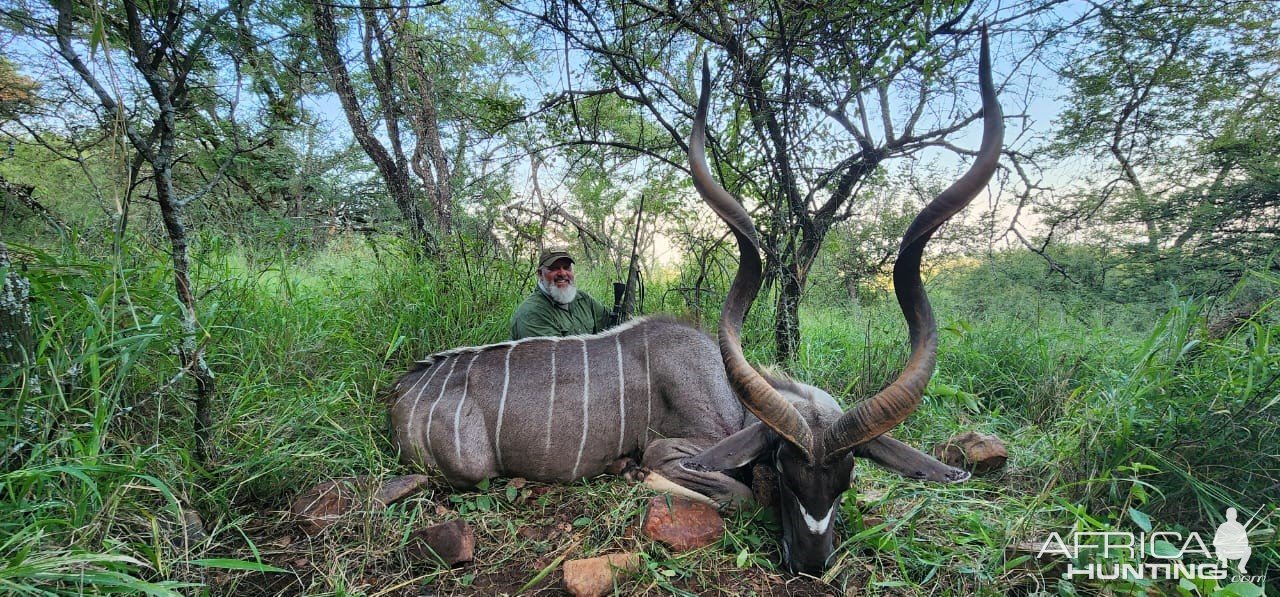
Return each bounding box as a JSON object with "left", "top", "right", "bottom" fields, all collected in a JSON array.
[{"left": 540, "top": 258, "right": 575, "bottom": 289}]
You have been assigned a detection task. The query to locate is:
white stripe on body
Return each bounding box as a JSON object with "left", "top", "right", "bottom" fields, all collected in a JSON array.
[
  {"left": 403, "top": 359, "right": 445, "bottom": 459},
  {"left": 411, "top": 316, "right": 653, "bottom": 366},
  {"left": 424, "top": 356, "right": 459, "bottom": 462},
  {"left": 494, "top": 344, "right": 515, "bottom": 470},
  {"left": 643, "top": 328, "right": 651, "bottom": 446},
  {"left": 571, "top": 338, "right": 590, "bottom": 479},
  {"left": 542, "top": 338, "right": 560, "bottom": 478},
  {"left": 453, "top": 352, "right": 482, "bottom": 463},
  {"left": 394, "top": 360, "right": 435, "bottom": 412},
  {"left": 615, "top": 335, "right": 626, "bottom": 455}
]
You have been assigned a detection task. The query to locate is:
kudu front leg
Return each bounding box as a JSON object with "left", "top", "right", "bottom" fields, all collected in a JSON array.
[{"left": 642, "top": 438, "right": 753, "bottom": 510}]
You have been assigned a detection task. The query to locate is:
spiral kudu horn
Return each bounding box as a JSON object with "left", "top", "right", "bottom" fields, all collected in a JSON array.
[
  {"left": 689, "top": 57, "right": 816, "bottom": 463},
  {"left": 821, "top": 26, "right": 1003, "bottom": 462}
]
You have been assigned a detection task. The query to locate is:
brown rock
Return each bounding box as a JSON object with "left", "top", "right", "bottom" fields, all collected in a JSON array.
[
  {"left": 291, "top": 478, "right": 368, "bottom": 535},
  {"left": 408, "top": 519, "right": 475, "bottom": 566},
  {"left": 165, "top": 507, "right": 206, "bottom": 546},
  {"left": 641, "top": 496, "right": 724, "bottom": 551},
  {"left": 375, "top": 474, "right": 431, "bottom": 505},
  {"left": 293, "top": 475, "right": 431, "bottom": 534},
  {"left": 931, "top": 431, "right": 1008, "bottom": 475},
  {"left": 563, "top": 552, "right": 642, "bottom": 597}
]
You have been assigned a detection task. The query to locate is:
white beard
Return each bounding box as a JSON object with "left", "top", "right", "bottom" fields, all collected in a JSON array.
[{"left": 538, "top": 278, "right": 578, "bottom": 305}]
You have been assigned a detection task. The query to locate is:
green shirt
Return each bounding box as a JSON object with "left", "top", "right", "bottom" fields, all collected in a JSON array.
[{"left": 510, "top": 289, "right": 610, "bottom": 340}]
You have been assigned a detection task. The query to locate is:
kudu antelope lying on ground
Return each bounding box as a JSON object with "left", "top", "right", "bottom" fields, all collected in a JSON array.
[{"left": 390, "top": 31, "right": 1002, "bottom": 574}]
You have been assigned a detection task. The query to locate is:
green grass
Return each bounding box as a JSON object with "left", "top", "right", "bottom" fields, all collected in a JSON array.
[{"left": 2, "top": 235, "right": 1276, "bottom": 595}]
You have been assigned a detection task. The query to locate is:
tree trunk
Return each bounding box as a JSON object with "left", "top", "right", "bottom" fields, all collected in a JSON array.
[
  {"left": 310, "top": 0, "right": 434, "bottom": 254},
  {"left": 771, "top": 230, "right": 825, "bottom": 367},
  {"left": 155, "top": 186, "right": 216, "bottom": 460},
  {"left": 773, "top": 266, "right": 802, "bottom": 367},
  {"left": 52, "top": 0, "right": 223, "bottom": 461}
]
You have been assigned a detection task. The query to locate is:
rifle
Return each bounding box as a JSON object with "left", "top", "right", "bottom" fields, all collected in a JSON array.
[{"left": 611, "top": 194, "right": 646, "bottom": 325}]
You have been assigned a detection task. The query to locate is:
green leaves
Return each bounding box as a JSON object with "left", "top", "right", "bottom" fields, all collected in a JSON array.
[
  {"left": 1127, "top": 507, "right": 1151, "bottom": 532},
  {"left": 188, "top": 558, "right": 289, "bottom": 573}
]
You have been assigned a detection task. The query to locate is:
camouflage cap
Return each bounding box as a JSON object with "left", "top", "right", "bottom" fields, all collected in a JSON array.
[{"left": 538, "top": 248, "right": 575, "bottom": 269}]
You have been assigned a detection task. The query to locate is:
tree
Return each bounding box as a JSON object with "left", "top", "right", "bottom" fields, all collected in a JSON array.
[
  {"left": 307, "top": 0, "right": 528, "bottom": 254},
  {"left": 3, "top": 0, "right": 261, "bottom": 459},
  {"left": 511, "top": 0, "right": 1046, "bottom": 363},
  {"left": 1045, "top": 0, "right": 1280, "bottom": 288},
  {"left": 0, "top": 57, "right": 40, "bottom": 121}
]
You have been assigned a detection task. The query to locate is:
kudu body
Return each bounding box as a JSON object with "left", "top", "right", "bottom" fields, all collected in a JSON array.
[
  {"left": 389, "top": 317, "right": 752, "bottom": 486},
  {"left": 389, "top": 30, "right": 1002, "bottom": 574}
]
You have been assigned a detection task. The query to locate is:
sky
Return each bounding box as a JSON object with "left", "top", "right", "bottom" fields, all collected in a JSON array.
[{"left": 4, "top": 0, "right": 1100, "bottom": 264}]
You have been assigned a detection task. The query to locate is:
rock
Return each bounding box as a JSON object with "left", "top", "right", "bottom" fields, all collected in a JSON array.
[
  {"left": 165, "top": 507, "right": 206, "bottom": 546},
  {"left": 291, "top": 478, "right": 366, "bottom": 535},
  {"left": 562, "top": 552, "right": 641, "bottom": 597},
  {"left": 641, "top": 496, "right": 724, "bottom": 551},
  {"left": 293, "top": 475, "right": 432, "bottom": 534},
  {"left": 408, "top": 519, "right": 475, "bottom": 566},
  {"left": 931, "top": 431, "right": 1008, "bottom": 475},
  {"left": 374, "top": 474, "right": 432, "bottom": 505}
]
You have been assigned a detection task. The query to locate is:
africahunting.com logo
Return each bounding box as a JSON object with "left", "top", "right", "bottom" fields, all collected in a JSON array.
[{"left": 1036, "top": 508, "right": 1266, "bottom": 584}]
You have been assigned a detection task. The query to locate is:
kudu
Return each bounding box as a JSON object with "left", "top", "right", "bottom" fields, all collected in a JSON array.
[{"left": 389, "top": 30, "right": 1002, "bottom": 574}]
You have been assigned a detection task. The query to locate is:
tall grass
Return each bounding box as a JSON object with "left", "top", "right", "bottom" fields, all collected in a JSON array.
[
  {"left": 1056, "top": 284, "right": 1279, "bottom": 522},
  {"left": 2, "top": 241, "right": 192, "bottom": 595},
  {"left": 3, "top": 235, "right": 1276, "bottom": 594}
]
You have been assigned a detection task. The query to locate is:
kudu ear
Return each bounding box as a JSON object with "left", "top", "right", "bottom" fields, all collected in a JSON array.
[
  {"left": 852, "top": 435, "right": 970, "bottom": 483},
  {"left": 682, "top": 422, "right": 774, "bottom": 472}
]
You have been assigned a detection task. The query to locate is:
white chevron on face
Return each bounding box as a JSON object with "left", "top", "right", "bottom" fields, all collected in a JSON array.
[{"left": 798, "top": 501, "right": 836, "bottom": 535}]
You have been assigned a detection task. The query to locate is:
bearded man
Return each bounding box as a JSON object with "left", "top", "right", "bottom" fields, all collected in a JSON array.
[{"left": 510, "top": 249, "right": 613, "bottom": 340}]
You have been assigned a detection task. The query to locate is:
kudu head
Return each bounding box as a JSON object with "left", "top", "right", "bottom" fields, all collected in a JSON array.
[{"left": 684, "top": 29, "right": 1003, "bottom": 574}]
